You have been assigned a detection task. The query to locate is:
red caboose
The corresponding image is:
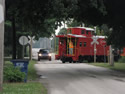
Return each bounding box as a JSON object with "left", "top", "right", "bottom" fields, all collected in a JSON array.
[{"left": 55, "top": 27, "right": 109, "bottom": 63}]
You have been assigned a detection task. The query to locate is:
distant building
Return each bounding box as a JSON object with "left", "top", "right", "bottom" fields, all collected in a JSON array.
[{"left": 33, "top": 37, "right": 51, "bottom": 50}]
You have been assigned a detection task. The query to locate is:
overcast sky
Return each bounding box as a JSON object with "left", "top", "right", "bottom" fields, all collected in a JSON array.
[{"left": 55, "top": 23, "right": 67, "bottom": 35}]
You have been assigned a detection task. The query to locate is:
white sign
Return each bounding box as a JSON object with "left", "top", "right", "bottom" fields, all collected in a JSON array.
[
  {"left": 91, "top": 36, "right": 99, "bottom": 45},
  {"left": 16, "top": 63, "right": 24, "bottom": 68},
  {"left": 28, "top": 36, "right": 35, "bottom": 44},
  {"left": 0, "top": 4, "right": 4, "bottom": 23},
  {"left": 19, "top": 36, "right": 28, "bottom": 45}
]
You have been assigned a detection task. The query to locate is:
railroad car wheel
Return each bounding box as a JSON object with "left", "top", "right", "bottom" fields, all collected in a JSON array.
[
  {"left": 69, "top": 58, "right": 73, "bottom": 63},
  {"left": 78, "top": 56, "right": 83, "bottom": 63},
  {"left": 61, "top": 57, "right": 66, "bottom": 63},
  {"left": 69, "top": 61, "right": 72, "bottom": 63},
  {"left": 73, "top": 61, "right": 76, "bottom": 63},
  {"left": 62, "top": 60, "right": 65, "bottom": 63}
]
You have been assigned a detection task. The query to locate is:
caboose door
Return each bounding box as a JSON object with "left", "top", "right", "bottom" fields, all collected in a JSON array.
[{"left": 66, "top": 38, "right": 77, "bottom": 56}]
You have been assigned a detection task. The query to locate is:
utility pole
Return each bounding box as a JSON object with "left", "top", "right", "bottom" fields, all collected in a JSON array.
[
  {"left": 28, "top": 36, "right": 35, "bottom": 61},
  {"left": 94, "top": 43, "right": 96, "bottom": 63},
  {"left": 94, "top": 26, "right": 96, "bottom": 63},
  {"left": 91, "top": 26, "right": 99, "bottom": 63},
  {"left": 0, "top": 0, "right": 5, "bottom": 91}
]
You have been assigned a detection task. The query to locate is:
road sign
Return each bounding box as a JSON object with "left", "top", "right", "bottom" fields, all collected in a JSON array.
[
  {"left": 28, "top": 36, "right": 35, "bottom": 44},
  {"left": 19, "top": 36, "right": 28, "bottom": 45},
  {"left": 91, "top": 36, "right": 99, "bottom": 45},
  {"left": 28, "top": 36, "right": 35, "bottom": 60}
]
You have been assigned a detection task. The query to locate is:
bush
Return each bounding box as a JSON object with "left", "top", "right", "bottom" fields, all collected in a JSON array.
[
  {"left": 4, "top": 65, "right": 25, "bottom": 82},
  {"left": 118, "top": 56, "right": 125, "bottom": 63}
]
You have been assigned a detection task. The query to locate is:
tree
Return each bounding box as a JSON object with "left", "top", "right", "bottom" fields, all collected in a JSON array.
[
  {"left": 58, "top": 28, "right": 67, "bottom": 35},
  {"left": 72, "top": 0, "right": 107, "bottom": 25},
  {"left": 67, "top": 19, "right": 83, "bottom": 27},
  {"left": 4, "top": 22, "right": 13, "bottom": 56},
  {"left": 6, "top": 0, "right": 120, "bottom": 59},
  {"left": 5, "top": 0, "right": 66, "bottom": 58},
  {"left": 103, "top": 0, "right": 125, "bottom": 48}
]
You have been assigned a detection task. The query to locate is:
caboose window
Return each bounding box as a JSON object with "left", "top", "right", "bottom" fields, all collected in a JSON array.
[
  {"left": 91, "top": 31, "right": 94, "bottom": 35},
  {"left": 86, "top": 31, "right": 89, "bottom": 35},
  {"left": 80, "top": 42, "right": 82, "bottom": 47},
  {"left": 84, "top": 42, "right": 87, "bottom": 47},
  {"left": 81, "top": 30, "right": 84, "bottom": 34}
]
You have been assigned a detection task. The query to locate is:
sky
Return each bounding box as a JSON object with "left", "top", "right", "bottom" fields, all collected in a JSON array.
[{"left": 55, "top": 23, "right": 67, "bottom": 35}]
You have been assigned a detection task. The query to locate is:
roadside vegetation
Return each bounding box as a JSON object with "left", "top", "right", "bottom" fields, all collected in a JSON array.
[
  {"left": 90, "top": 63, "right": 125, "bottom": 72},
  {"left": 27, "top": 60, "right": 38, "bottom": 81},
  {"left": 1, "top": 59, "right": 47, "bottom": 94},
  {"left": 89, "top": 57, "right": 125, "bottom": 72}
]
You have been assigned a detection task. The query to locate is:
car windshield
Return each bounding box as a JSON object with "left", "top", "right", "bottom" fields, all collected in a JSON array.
[{"left": 39, "top": 49, "right": 49, "bottom": 54}]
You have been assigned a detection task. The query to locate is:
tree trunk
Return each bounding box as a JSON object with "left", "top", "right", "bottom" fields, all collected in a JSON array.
[
  {"left": 17, "top": 44, "right": 23, "bottom": 59},
  {"left": 0, "top": 0, "right": 5, "bottom": 91},
  {"left": 12, "top": 13, "right": 16, "bottom": 59}
]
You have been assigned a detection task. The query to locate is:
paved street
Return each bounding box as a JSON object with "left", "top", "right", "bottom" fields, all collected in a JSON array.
[{"left": 34, "top": 54, "right": 125, "bottom": 94}]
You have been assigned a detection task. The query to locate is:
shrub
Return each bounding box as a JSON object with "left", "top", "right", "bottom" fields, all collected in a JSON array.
[
  {"left": 118, "top": 56, "right": 125, "bottom": 63},
  {"left": 4, "top": 65, "right": 25, "bottom": 82}
]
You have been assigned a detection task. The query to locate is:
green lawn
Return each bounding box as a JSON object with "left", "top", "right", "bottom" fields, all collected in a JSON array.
[
  {"left": 0, "top": 82, "right": 47, "bottom": 94},
  {"left": 89, "top": 62, "right": 125, "bottom": 72}
]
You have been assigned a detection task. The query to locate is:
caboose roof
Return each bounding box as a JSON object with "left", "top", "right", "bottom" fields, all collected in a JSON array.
[
  {"left": 56, "top": 34, "right": 86, "bottom": 38},
  {"left": 68, "top": 27, "right": 95, "bottom": 31},
  {"left": 68, "top": 34, "right": 86, "bottom": 38}
]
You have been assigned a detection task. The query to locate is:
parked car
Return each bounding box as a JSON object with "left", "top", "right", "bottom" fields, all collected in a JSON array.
[{"left": 38, "top": 49, "right": 51, "bottom": 61}]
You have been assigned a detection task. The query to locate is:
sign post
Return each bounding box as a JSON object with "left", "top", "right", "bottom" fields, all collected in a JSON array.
[
  {"left": 91, "top": 36, "right": 99, "bottom": 63},
  {"left": 28, "top": 36, "right": 35, "bottom": 60},
  {"left": 0, "top": 0, "right": 5, "bottom": 91},
  {"left": 19, "top": 36, "right": 28, "bottom": 59},
  {"left": 100, "top": 39, "right": 106, "bottom": 63}
]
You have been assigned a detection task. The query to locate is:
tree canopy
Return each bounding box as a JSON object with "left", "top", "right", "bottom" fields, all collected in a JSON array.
[
  {"left": 103, "top": 0, "right": 125, "bottom": 48},
  {"left": 6, "top": 0, "right": 107, "bottom": 38},
  {"left": 5, "top": 0, "right": 125, "bottom": 58}
]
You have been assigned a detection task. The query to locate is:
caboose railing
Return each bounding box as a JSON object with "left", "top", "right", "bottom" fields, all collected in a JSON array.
[{"left": 66, "top": 28, "right": 77, "bottom": 56}]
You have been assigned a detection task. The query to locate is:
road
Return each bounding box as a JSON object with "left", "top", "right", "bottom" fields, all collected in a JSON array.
[{"left": 34, "top": 54, "right": 125, "bottom": 94}]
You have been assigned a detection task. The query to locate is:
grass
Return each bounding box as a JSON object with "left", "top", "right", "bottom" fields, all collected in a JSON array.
[
  {"left": 27, "top": 60, "right": 38, "bottom": 81},
  {"left": 0, "top": 82, "right": 47, "bottom": 94},
  {"left": 89, "top": 62, "right": 125, "bottom": 72},
  {"left": 1, "top": 60, "right": 47, "bottom": 94}
]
